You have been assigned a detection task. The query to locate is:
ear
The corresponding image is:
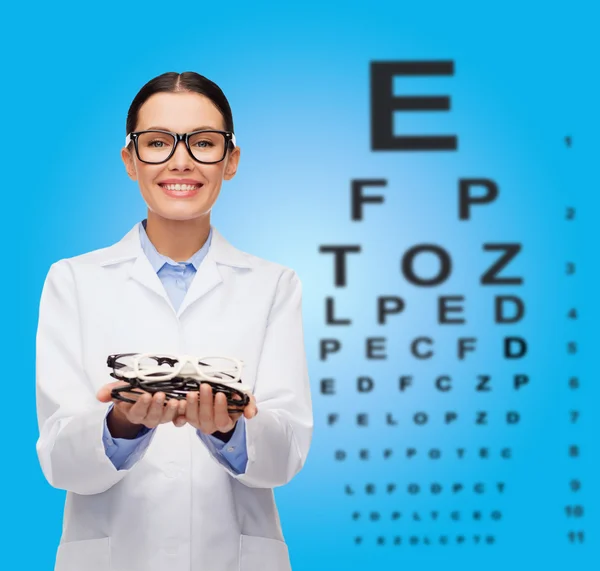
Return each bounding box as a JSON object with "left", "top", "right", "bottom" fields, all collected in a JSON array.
[
  {"left": 223, "top": 146, "right": 240, "bottom": 181},
  {"left": 121, "top": 147, "right": 138, "bottom": 181}
]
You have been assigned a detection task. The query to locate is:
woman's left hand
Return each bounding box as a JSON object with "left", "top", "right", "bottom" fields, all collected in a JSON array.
[{"left": 178, "top": 383, "right": 258, "bottom": 434}]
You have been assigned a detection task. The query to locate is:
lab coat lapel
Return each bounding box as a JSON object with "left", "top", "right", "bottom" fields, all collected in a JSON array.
[
  {"left": 99, "top": 222, "right": 173, "bottom": 310},
  {"left": 175, "top": 253, "right": 222, "bottom": 318},
  {"left": 175, "top": 226, "right": 253, "bottom": 318},
  {"left": 101, "top": 222, "right": 253, "bottom": 319},
  {"left": 129, "top": 253, "right": 172, "bottom": 306}
]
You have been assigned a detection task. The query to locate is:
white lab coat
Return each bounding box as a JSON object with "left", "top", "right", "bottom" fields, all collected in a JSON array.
[{"left": 35, "top": 221, "right": 313, "bottom": 571}]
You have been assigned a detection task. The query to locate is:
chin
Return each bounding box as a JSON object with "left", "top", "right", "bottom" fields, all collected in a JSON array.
[{"left": 152, "top": 205, "right": 212, "bottom": 222}]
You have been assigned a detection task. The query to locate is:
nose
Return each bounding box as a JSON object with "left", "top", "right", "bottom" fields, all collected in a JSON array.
[{"left": 168, "top": 138, "right": 195, "bottom": 170}]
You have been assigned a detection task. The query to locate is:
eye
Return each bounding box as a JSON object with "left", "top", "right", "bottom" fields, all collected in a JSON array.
[{"left": 193, "top": 139, "right": 215, "bottom": 148}]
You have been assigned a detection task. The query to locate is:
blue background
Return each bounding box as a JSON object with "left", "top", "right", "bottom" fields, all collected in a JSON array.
[{"left": 7, "top": 1, "right": 599, "bottom": 569}]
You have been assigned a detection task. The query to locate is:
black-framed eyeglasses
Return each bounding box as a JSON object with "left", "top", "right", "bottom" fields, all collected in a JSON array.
[{"left": 125, "top": 129, "right": 237, "bottom": 165}]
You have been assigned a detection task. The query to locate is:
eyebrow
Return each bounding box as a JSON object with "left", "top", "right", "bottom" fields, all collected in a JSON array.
[{"left": 143, "top": 125, "right": 222, "bottom": 132}]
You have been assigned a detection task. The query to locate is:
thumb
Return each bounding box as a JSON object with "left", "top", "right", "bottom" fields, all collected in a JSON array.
[{"left": 97, "top": 380, "right": 128, "bottom": 403}]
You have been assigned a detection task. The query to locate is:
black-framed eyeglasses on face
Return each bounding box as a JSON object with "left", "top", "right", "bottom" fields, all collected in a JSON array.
[{"left": 125, "top": 129, "right": 237, "bottom": 165}]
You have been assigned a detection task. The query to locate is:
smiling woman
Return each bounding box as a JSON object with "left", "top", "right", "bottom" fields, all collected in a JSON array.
[
  {"left": 120, "top": 75, "right": 240, "bottom": 255},
  {"left": 35, "top": 71, "right": 313, "bottom": 571}
]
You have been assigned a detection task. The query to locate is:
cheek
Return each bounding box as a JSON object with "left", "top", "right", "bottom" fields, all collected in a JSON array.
[
  {"left": 137, "top": 166, "right": 162, "bottom": 194},
  {"left": 203, "top": 163, "right": 225, "bottom": 181},
  {"left": 142, "top": 164, "right": 163, "bottom": 183}
]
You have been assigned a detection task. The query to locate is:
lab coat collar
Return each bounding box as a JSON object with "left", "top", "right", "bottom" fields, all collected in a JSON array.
[
  {"left": 98, "top": 221, "right": 252, "bottom": 318},
  {"left": 98, "top": 221, "right": 253, "bottom": 270}
]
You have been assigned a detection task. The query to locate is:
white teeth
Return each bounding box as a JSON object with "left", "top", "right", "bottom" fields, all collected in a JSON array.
[{"left": 161, "top": 183, "right": 200, "bottom": 191}]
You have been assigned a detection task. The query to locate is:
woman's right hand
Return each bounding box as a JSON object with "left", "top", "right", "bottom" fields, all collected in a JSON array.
[{"left": 97, "top": 381, "right": 187, "bottom": 439}]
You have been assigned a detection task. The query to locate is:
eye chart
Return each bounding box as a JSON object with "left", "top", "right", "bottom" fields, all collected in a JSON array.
[{"left": 301, "top": 57, "right": 598, "bottom": 571}]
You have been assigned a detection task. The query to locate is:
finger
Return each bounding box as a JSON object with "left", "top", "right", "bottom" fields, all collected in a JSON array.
[
  {"left": 143, "top": 392, "right": 166, "bottom": 427},
  {"left": 127, "top": 393, "right": 153, "bottom": 424},
  {"left": 228, "top": 394, "right": 243, "bottom": 420},
  {"left": 114, "top": 388, "right": 143, "bottom": 405},
  {"left": 214, "top": 392, "right": 233, "bottom": 432},
  {"left": 198, "top": 383, "right": 215, "bottom": 431},
  {"left": 97, "top": 380, "right": 129, "bottom": 403},
  {"left": 113, "top": 400, "right": 134, "bottom": 418},
  {"left": 228, "top": 393, "right": 243, "bottom": 414},
  {"left": 173, "top": 415, "right": 187, "bottom": 428},
  {"left": 186, "top": 391, "right": 200, "bottom": 428},
  {"left": 161, "top": 397, "right": 180, "bottom": 424},
  {"left": 229, "top": 410, "right": 242, "bottom": 421},
  {"left": 177, "top": 398, "right": 187, "bottom": 417},
  {"left": 243, "top": 395, "right": 258, "bottom": 419}
]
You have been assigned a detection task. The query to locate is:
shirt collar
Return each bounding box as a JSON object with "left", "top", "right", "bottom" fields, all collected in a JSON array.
[{"left": 139, "top": 218, "right": 213, "bottom": 272}]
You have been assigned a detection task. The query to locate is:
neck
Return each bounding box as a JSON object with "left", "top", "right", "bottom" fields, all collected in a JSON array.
[{"left": 145, "top": 212, "right": 211, "bottom": 262}]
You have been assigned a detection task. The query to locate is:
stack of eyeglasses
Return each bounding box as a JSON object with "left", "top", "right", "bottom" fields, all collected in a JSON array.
[{"left": 106, "top": 353, "right": 251, "bottom": 413}]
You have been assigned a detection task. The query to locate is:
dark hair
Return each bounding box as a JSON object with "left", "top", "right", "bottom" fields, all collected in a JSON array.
[{"left": 125, "top": 71, "right": 235, "bottom": 150}]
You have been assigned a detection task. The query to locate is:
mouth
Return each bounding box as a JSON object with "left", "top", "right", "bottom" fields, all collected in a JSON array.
[{"left": 158, "top": 182, "right": 203, "bottom": 198}]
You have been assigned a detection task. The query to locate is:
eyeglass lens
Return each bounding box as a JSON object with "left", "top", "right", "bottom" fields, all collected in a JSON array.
[
  {"left": 137, "top": 131, "right": 227, "bottom": 163},
  {"left": 118, "top": 354, "right": 168, "bottom": 371}
]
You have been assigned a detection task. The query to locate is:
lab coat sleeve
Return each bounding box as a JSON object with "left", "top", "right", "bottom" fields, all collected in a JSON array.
[
  {"left": 103, "top": 402, "right": 155, "bottom": 470},
  {"left": 196, "top": 416, "right": 248, "bottom": 474},
  {"left": 35, "top": 261, "right": 157, "bottom": 495},
  {"left": 211, "top": 268, "right": 313, "bottom": 488}
]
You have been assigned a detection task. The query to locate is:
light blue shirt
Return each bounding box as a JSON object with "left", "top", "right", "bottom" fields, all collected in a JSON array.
[{"left": 102, "top": 219, "right": 248, "bottom": 473}]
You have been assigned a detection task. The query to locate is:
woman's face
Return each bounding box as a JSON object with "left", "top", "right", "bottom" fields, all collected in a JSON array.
[{"left": 121, "top": 91, "right": 240, "bottom": 221}]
